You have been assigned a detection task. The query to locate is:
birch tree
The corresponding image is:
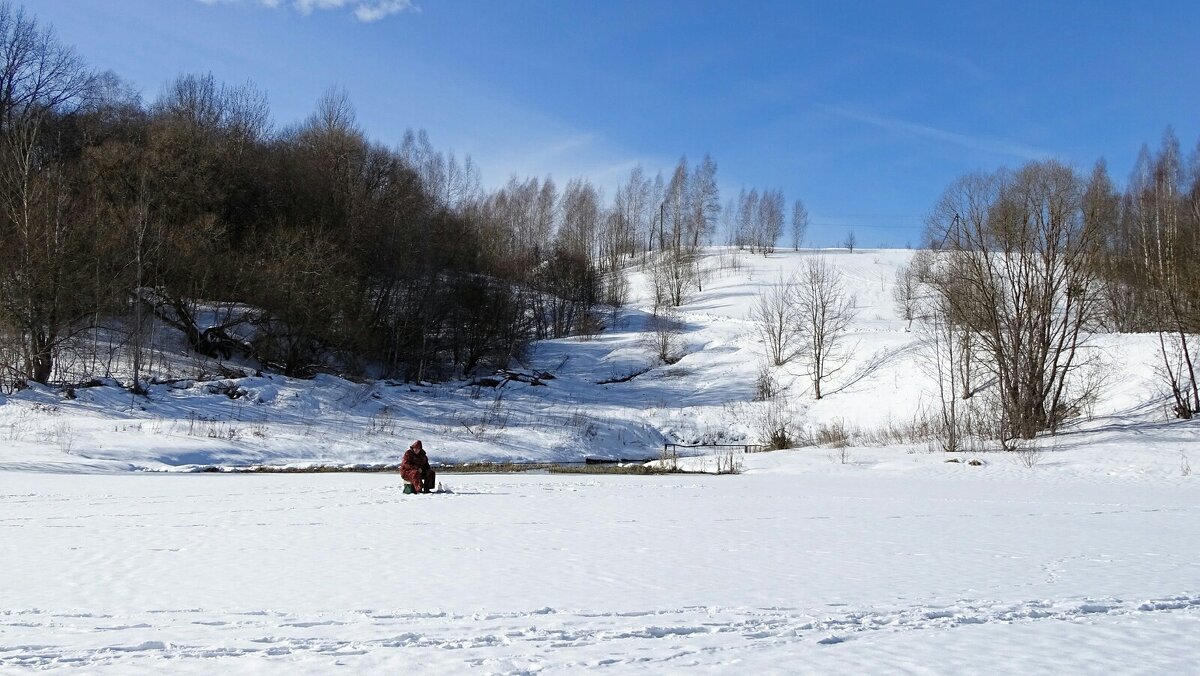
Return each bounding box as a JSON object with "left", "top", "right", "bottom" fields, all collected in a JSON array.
[
  {"left": 795, "top": 257, "right": 856, "bottom": 399},
  {"left": 791, "top": 199, "right": 809, "bottom": 251},
  {"left": 0, "top": 4, "right": 94, "bottom": 384}
]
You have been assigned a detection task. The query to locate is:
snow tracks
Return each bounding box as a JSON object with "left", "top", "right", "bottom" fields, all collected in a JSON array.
[{"left": 4, "top": 595, "right": 1200, "bottom": 673}]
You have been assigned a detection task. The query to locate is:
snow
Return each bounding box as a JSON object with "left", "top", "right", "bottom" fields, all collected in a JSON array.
[
  {"left": 0, "top": 248, "right": 1183, "bottom": 472},
  {"left": 3, "top": 463, "right": 1198, "bottom": 672},
  {"left": 2, "top": 248, "right": 1198, "bottom": 672}
]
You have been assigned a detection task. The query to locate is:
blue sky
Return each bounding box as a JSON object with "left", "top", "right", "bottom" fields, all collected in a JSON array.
[{"left": 28, "top": 0, "right": 1200, "bottom": 246}]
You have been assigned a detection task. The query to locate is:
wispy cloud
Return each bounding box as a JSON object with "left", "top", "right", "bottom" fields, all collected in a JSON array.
[
  {"left": 195, "top": 0, "right": 417, "bottom": 23},
  {"left": 820, "top": 105, "right": 1050, "bottom": 160},
  {"left": 351, "top": 0, "right": 413, "bottom": 22}
]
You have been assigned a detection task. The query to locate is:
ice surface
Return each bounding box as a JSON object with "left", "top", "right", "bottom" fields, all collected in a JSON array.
[{"left": 1, "top": 467, "right": 1197, "bottom": 673}]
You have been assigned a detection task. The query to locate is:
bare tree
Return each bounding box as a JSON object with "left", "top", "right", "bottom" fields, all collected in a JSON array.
[
  {"left": 140, "top": 72, "right": 270, "bottom": 358},
  {"left": 921, "top": 298, "right": 966, "bottom": 452},
  {"left": 618, "top": 165, "right": 649, "bottom": 261},
  {"left": 754, "top": 393, "right": 796, "bottom": 450},
  {"left": 651, "top": 247, "right": 697, "bottom": 308},
  {"left": 925, "top": 160, "right": 1105, "bottom": 439},
  {"left": 535, "top": 248, "right": 599, "bottom": 339},
  {"left": 0, "top": 4, "right": 95, "bottom": 384},
  {"left": 647, "top": 171, "right": 664, "bottom": 253},
  {"left": 646, "top": 309, "right": 683, "bottom": 365},
  {"left": 1088, "top": 160, "right": 1141, "bottom": 331},
  {"left": 791, "top": 199, "right": 809, "bottom": 251},
  {"left": 892, "top": 263, "right": 921, "bottom": 331},
  {"left": 602, "top": 268, "right": 629, "bottom": 329},
  {"left": 913, "top": 258, "right": 978, "bottom": 451},
  {"left": 536, "top": 177, "right": 558, "bottom": 259},
  {"left": 735, "top": 188, "right": 757, "bottom": 251},
  {"left": 125, "top": 176, "right": 158, "bottom": 394},
  {"left": 844, "top": 230, "right": 857, "bottom": 252},
  {"left": 720, "top": 196, "right": 738, "bottom": 247},
  {"left": 795, "top": 257, "right": 856, "bottom": 399},
  {"left": 479, "top": 176, "right": 543, "bottom": 275},
  {"left": 688, "top": 154, "right": 720, "bottom": 250},
  {"left": 558, "top": 178, "right": 602, "bottom": 261},
  {"left": 248, "top": 227, "right": 357, "bottom": 377},
  {"left": 753, "top": 274, "right": 804, "bottom": 366},
  {"left": 1124, "top": 131, "right": 1200, "bottom": 417},
  {"left": 756, "top": 189, "right": 785, "bottom": 254},
  {"left": 665, "top": 157, "right": 688, "bottom": 253},
  {"left": 598, "top": 209, "right": 625, "bottom": 273}
]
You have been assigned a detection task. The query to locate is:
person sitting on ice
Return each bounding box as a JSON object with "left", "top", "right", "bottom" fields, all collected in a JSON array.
[{"left": 400, "top": 440, "right": 436, "bottom": 493}]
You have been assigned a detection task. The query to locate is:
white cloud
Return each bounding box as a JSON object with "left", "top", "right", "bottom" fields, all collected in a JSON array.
[
  {"left": 195, "top": 0, "right": 417, "bottom": 23},
  {"left": 354, "top": 0, "right": 415, "bottom": 22}
]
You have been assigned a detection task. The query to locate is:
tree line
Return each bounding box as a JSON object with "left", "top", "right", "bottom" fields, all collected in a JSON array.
[
  {"left": 0, "top": 2, "right": 811, "bottom": 392},
  {"left": 898, "top": 135, "right": 1200, "bottom": 452},
  {"left": 749, "top": 137, "right": 1199, "bottom": 453}
]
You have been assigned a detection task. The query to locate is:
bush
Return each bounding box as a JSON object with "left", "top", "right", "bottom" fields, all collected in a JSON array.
[
  {"left": 754, "top": 395, "right": 797, "bottom": 450},
  {"left": 754, "top": 362, "right": 777, "bottom": 401}
]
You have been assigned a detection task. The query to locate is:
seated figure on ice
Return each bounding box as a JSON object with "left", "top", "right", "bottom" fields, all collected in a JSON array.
[{"left": 400, "top": 440, "right": 436, "bottom": 494}]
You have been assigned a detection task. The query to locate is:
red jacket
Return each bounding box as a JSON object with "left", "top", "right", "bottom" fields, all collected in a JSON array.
[{"left": 401, "top": 447, "right": 430, "bottom": 479}]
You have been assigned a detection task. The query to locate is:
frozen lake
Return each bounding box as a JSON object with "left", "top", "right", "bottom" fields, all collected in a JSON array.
[{"left": 3, "top": 457, "right": 1198, "bottom": 673}]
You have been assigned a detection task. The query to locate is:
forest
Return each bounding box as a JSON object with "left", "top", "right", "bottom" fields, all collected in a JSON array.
[
  {"left": 0, "top": 3, "right": 812, "bottom": 392},
  {"left": 0, "top": 1, "right": 1197, "bottom": 443}
]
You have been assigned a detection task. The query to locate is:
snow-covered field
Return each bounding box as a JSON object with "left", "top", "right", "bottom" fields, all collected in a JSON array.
[
  {"left": 2, "top": 248, "right": 1198, "bottom": 672},
  {"left": 4, "top": 456, "right": 1198, "bottom": 673}
]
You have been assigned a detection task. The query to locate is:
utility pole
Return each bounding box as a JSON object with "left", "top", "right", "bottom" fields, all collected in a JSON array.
[{"left": 658, "top": 201, "right": 665, "bottom": 253}]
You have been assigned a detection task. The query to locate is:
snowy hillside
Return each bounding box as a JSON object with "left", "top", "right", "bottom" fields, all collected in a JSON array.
[
  {"left": 4, "top": 249, "right": 1199, "bottom": 673},
  {"left": 0, "top": 247, "right": 1190, "bottom": 473}
]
